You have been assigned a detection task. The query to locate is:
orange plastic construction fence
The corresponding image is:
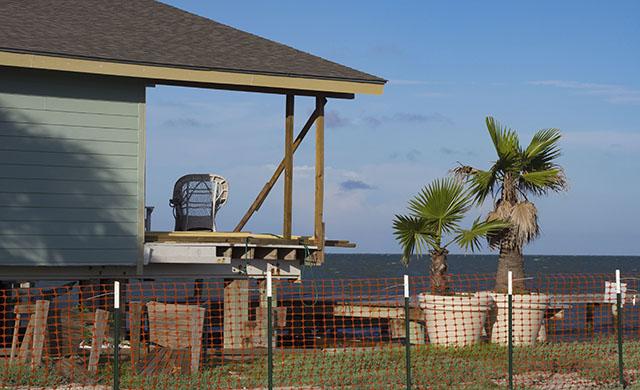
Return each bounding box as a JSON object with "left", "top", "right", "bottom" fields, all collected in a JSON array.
[{"left": 0, "top": 273, "right": 637, "bottom": 389}]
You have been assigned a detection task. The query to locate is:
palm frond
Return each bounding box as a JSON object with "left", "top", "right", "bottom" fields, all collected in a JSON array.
[
  {"left": 510, "top": 201, "right": 539, "bottom": 245},
  {"left": 454, "top": 217, "right": 511, "bottom": 252},
  {"left": 392, "top": 214, "right": 435, "bottom": 265},
  {"left": 469, "top": 168, "right": 499, "bottom": 204},
  {"left": 408, "top": 178, "right": 472, "bottom": 235},
  {"left": 520, "top": 168, "right": 568, "bottom": 195},
  {"left": 524, "top": 128, "right": 562, "bottom": 169},
  {"left": 486, "top": 116, "right": 521, "bottom": 172}
]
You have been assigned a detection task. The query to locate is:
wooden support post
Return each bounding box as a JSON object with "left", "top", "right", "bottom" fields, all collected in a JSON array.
[
  {"left": 223, "top": 280, "right": 249, "bottom": 350},
  {"left": 234, "top": 99, "right": 326, "bottom": 232},
  {"left": 314, "top": 96, "right": 326, "bottom": 263},
  {"left": 284, "top": 94, "right": 294, "bottom": 238}
]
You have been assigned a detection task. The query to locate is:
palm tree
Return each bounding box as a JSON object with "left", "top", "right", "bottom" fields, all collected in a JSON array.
[
  {"left": 393, "top": 178, "right": 508, "bottom": 294},
  {"left": 453, "top": 117, "right": 567, "bottom": 292}
]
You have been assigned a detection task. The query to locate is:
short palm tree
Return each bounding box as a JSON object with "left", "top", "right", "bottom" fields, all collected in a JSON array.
[
  {"left": 393, "top": 178, "right": 508, "bottom": 294},
  {"left": 453, "top": 117, "right": 567, "bottom": 292}
]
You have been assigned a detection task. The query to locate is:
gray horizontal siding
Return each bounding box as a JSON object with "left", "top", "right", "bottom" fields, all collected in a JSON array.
[
  {"left": 0, "top": 207, "right": 138, "bottom": 223},
  {"left": 0, "top": 135, "right": 139, "bottom": 155},
  {"left": 0, "top": 124, "right": 139, "bottom": 142},
  {"left": 0, "top": 150, "right": 138, "bottom": 169},
  {"left": 0, "top": 68, "right": 145, "bottom": 266},
  {"left": 0, "top": 164, "right": 137, "bottom": 182},
  {"left": 0, "top": 107, "right": 140, "bottom": 129},
  {"left": 0, "top": 178, "right": 139, "bottom": 195},
  {"left": 0, "top": 92, "right": 140, "bottom": 116},
  {"left": 0, "top": 236, "right": 138, "bottom": 249},
  {"left": 0, "top": 193, "right": 136, "bottom": 209},
  {"left": 0, "top": 221, "right": 138, "bottom": 236}
]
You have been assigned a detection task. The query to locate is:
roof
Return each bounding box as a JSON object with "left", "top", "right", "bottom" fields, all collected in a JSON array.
[{"left": 0, "top": 0, "right": 385, "bottom": 95}]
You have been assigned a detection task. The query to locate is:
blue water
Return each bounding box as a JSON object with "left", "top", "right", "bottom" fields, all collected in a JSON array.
[{"left": 304, "top": 254, "right": 640, "bottom": 279}]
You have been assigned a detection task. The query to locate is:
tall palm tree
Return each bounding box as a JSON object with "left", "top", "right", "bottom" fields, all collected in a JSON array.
[
  {"left": 453, "top": 117, "right": 567, "bottom": 292},
  {"left": 393, "top": 178, "right": 508, "bottom": 294}
]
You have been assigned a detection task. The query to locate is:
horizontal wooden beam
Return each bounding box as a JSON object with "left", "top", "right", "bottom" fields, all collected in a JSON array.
[{"left": 333, "top": 303, "right": 424, "bottom": 322}]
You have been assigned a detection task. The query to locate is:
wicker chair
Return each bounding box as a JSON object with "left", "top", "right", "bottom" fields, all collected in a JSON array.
[{"left": 169, "top": 174, "right": 229, "bottom": 231}]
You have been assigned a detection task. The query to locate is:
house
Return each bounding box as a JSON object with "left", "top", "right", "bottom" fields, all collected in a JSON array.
[{"left": 0, "top": 0, "right": 385, "bottom": 280}]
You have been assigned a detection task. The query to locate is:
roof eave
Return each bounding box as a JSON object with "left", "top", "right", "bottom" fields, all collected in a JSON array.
[{"left": 0, "top": 50, "right": 385, "bottom": 96}]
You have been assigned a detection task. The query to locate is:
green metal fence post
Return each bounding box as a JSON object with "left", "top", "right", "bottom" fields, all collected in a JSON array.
[
  {"left": 113, "top": 281, "right": 120, "bottom": 390},
  {"left": 508, "top": 271, "right": 513, "bottom": 390},
  {"left": 267, "top": 271, "right": 273, "bottom": 390},
  {"left": 616, "top": 270, "right": 625, "bottom": 388},
  {"left": 404, "top": 275, "right": 412, "bottom": 390}
]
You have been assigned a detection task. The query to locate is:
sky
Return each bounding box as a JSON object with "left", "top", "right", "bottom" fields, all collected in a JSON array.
[{"left": 146, "top": 1, "right": 640, "bottom": 255}]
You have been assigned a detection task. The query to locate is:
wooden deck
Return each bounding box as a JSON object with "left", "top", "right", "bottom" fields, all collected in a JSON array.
[
  {"left": 144, "top": 231, "right": 354, "bottom": 264},
  {"left": 146, "top": 231, "right": 354, "bottom": 248}
]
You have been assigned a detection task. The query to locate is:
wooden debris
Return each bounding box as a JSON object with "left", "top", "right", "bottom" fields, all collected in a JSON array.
[
  {"left": 55, "top": 356, "right": 95, "bottom": 384},
  {"left": 146, "top": 301, "right": 205, "bottom": 373},
  {"left": 223, "top": 280, "right": 249, "bottom": 350},
  {"left": 11, "top": 300, "right": 50, "bottom": 367},
  {"left": 87, "top": 309, "right": 109, "bottom": 373},
  {"left": 129, "top": 301, "right": 144, "bottom": 367}
]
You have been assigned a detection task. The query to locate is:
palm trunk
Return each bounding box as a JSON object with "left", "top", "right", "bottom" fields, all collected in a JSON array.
[
  {"left": 495, "top": 236, "right": 525, "bottom": 293},
  {"left": 430, "top": 249, "right": 449, "bottom": 294},
  {"left": 494, "top": 172, "right": 526, "bottom": 293}
]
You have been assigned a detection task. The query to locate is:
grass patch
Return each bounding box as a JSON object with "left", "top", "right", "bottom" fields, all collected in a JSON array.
[{"left": 1, "top": 339, "right": 637, "bottom": 389}]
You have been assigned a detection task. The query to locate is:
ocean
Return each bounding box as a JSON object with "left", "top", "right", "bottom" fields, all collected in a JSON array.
[{"left": 305, "top": 254, "right": 640, "bottom": 279}]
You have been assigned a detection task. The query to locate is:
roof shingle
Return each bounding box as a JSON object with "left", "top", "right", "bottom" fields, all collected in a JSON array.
[{"left": 0, "top": 0, "right": 385, "bottom": 84}]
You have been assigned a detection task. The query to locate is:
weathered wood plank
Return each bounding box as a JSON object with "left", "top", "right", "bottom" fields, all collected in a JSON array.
[
  {"left": 223, "top": 280, "right": 249, "bottom": 350},
  {"left": 17, "top": 314, "right": 34, "bottom": 363},
  {"left": 129, "top": 301, "right": 144, "bottom": 367},
  {"left": 87, "top": 309, "right": 109, "bottom": 373},
  {"left": 189, "top": 307, "right": 205, "bottom": 373},
  {"left": 333, "top": 303, "right": 424, "bottom": 322},
  {"left": 146, "top": 302, "right": 205, "bottom": 349},
  {"left": 30, "top": 300, "right": 50, "bottom": 367},
  {"left": 9, "top": 312, "right": 22, "bottom": 362},
  {"left": 389, "top": 319, "right": 426, "bottom": 345}
]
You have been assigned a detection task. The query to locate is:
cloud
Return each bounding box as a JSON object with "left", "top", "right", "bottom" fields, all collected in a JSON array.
[
  {"left": 364, "top": 112, "right": 453, "bottom": 128},
  {"left": 390, "top": 149, "right": 422, "bottom": 162},
  {"left": 161, "top": 117, "right": 212, "bottom": 128},
  {"left": 339, "top": 179, "right": 375, "bottom": 191},
  {"left": 439, "top": 147, "right": 476, "bottom": 156},
  {"left": 325, "top": 110, "right": 351, "bottom": 128},
  {"left": 563, "top": 131, "right": 640, "bottom": 151},
  {"left": 528, "top": 80, "right": 640, "bottom": 105},
  {"left": 440, "top": 147, "right": 456, "bottom": 155},
  {"left": 367, "top": 43, "right": 403, "bottom": 57}
]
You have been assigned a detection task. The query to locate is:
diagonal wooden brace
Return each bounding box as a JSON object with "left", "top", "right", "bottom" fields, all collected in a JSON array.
[{"left": 234, "top": 97, "right": 327, "bottom": 232}]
